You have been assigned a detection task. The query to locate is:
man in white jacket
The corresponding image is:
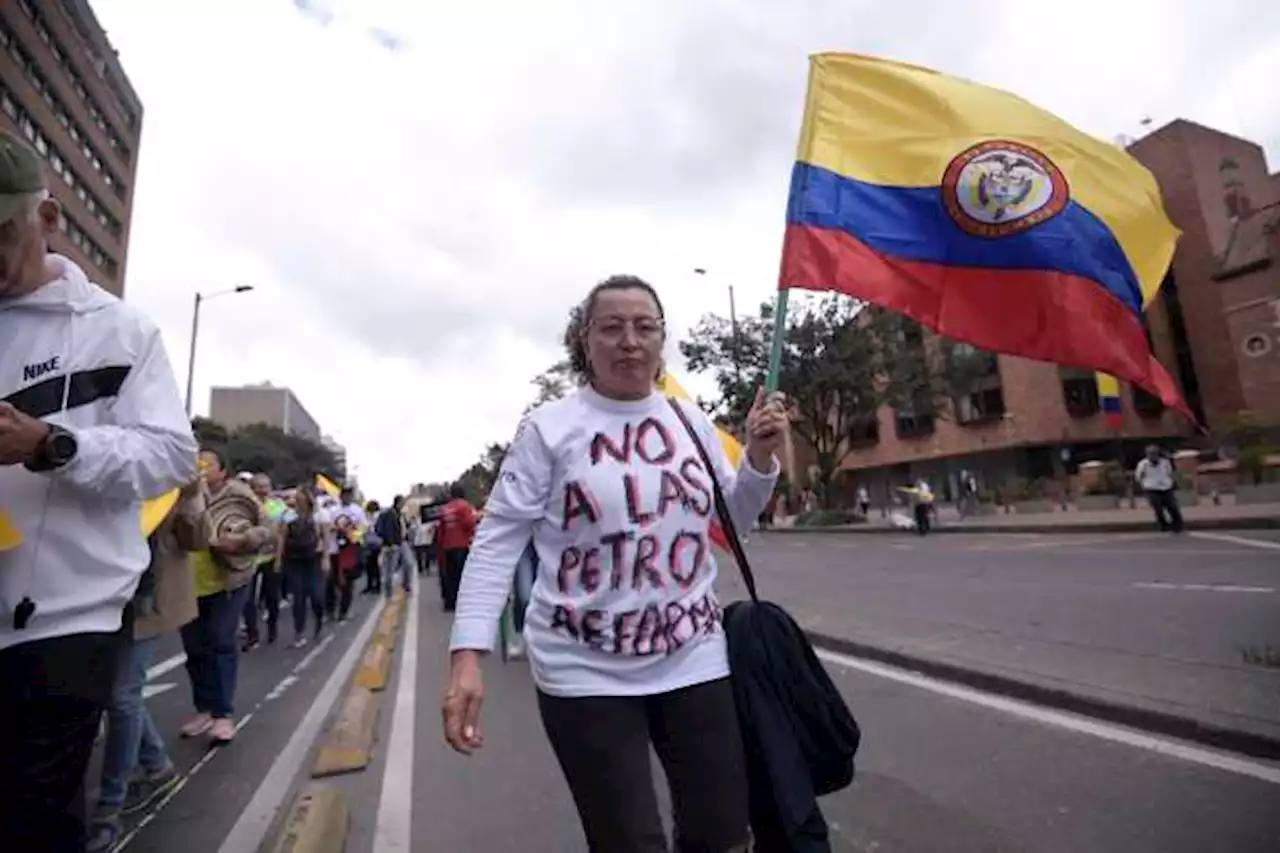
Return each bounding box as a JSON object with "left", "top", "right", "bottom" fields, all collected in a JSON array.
[{"left": 0, "top": 131, "right": 197, "bottom": 851}]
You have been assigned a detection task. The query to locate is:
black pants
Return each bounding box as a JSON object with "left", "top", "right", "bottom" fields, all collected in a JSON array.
[
  {"left": 363, "top": 548, "right": 381, "bottom": 594},
  {"left": 243, "top": 562, "right": 282, "bottom": 644},
  {"left": 1145, "top": 489, "right": 1184, "bottom": 532},
  {"left": 414, "top": 544, "right": 432, "bottom": 575},
  {"left": 0, "top": 630, "right": 122, "bottom": 852},
  {"left": 441, "top": 547, "right": 468, "bottom": 611},
  {"left": 913, "top": 503, "right": 931, "bottom": 535},
  {"left": 539, "top": 678, "right": 749, "bottom": 853},
  {"left": 284, "top": 557, "right": 324, "bottom": 638}
]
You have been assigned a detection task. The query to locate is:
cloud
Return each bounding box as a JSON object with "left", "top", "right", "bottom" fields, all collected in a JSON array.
[{"left": 92, "top": 0, "right": 1279, "bottom": 499}]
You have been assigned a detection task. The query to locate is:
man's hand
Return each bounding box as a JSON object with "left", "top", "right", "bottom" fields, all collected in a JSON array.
[{"left": 0, "top": 403, "right": 50, "bottom": 466}]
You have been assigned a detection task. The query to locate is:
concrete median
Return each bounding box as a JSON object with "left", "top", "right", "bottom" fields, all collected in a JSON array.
[
  {"left": 268, "top": 783, "right": 348, "bottom": 853},
  {"left": 312, "top": 683, "right": 380, "bottom": 778},
  {"left": 355, "top": 639, "right": 393, "bottom": 691}
]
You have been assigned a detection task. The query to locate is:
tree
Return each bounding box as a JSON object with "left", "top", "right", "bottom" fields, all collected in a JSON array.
[
  {"left": 193, "top": 418, "right": 344, "bottom": 490},
  {"left": 191, "top": 416, "right": 228, "bottom": 446},
  {"left": 680, "top": 294, "right": 994, "bottom": 507},
  {"left": 525, "top": 359, "right": 574, "bottom": 415}
]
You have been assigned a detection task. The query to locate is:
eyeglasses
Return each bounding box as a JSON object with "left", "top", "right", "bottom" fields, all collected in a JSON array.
[{"left": 589, "top": 316, "right": 665, "bottom": 343}]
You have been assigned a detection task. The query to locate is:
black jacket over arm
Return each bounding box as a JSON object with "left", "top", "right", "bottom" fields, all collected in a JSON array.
[{"left": 724, "top": 600, "right": 862, "bottom": 853}]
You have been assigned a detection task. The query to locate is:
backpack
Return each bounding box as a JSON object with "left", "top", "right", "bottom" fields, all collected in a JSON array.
[{"left": 283, "top": 514, "right": 318, "bottom": 561}]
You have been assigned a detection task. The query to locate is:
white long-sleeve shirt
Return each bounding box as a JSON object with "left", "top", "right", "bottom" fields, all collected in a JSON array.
[{"left": 450, "top": 386, "right": 779, "bottom": 697}]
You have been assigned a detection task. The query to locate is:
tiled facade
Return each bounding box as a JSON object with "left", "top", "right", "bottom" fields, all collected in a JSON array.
[
  {"left": 791, "top": 119, "right": 1279, "bottom": 500},
  {"left": 0, "top": 0, "right": 141, "bottom": 295}
]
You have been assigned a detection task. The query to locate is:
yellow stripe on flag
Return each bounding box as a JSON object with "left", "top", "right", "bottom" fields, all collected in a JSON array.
[
  {"left": 316, "top": 474, "right": 341, "bottom": 498},
  {"left": 0, "top": 509, "right": 22, "bottom": 552},
  {"left": 661, "top": 374, "right": 743, "bottom": 468},
  {"left": 141, "top": 490, "right": 180, "bottom": 537}
]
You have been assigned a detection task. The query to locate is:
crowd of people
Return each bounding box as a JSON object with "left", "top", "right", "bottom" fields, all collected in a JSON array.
[{"left": 0, "top": 125, "right": 490, "bottom": 851}]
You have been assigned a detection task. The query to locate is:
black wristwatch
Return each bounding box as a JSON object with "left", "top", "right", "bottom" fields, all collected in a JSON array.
[{"left": 24, "top": 424, "right": 78, "bottom": 472}]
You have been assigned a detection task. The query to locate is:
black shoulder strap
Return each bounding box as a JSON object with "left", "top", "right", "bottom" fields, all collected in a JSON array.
[{"left": 667, "top": 398, "right": 759, "bottom": 603}]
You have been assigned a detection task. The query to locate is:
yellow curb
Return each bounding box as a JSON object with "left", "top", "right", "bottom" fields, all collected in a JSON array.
[
  {"left": 312, "top": 686, "right": 379, "bottom": 778},
  {"left": 269, "top": 783, "right": 348, "bottom": 853},
  {"left": 374, "top": 608, "right": 401, "bottom": 644},
  {"left": 355, "top": 640, "right": 392, "bottom": 691}
]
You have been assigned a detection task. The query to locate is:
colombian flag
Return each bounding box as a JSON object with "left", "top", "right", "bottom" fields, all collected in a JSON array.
[
  {"left": 1096, "top": 373, "right": 1124, "bottom": 429},
  {"left": 780, "top": 54, "right": 1190, "bottom": 418},
  {"left": 661, "top": 374, "right": 743, "bottom": 552}
]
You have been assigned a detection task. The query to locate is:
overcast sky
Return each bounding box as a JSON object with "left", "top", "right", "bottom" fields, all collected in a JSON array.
[{"left": 92, "top": 0, "right": 1279, "bottom": 500}]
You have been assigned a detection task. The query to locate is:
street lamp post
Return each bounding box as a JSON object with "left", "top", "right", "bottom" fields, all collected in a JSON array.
[
  {"left": 185, "top": 285, "right": 255, "bottom": 416},
  {"left": 694, "top": 268, "right": 743, "bottom": 388}
]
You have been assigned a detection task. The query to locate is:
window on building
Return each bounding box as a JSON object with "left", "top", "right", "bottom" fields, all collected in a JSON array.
[
  {"left": 1157, "top": 271, "right": 1204, "bottom": 424},
  {"left": 847, "top": 414, "right": 880, "bottom": 448},
  {"left": 1132, "top": 386, "right": 1165, "bottom": 419},
  {"left": 1060, "top": 368, "right": 1101, "bottom": 417},
  {"left": 894, "top": 397, "right": 936, "bottom": 439},
  {"left": 955, "top": 386, "right": 1006, "bottom": 424}
]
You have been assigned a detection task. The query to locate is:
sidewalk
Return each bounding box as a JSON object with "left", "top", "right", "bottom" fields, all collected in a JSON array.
[{"left": 772, "top": 501, "right": 1280, "bottom": 534}]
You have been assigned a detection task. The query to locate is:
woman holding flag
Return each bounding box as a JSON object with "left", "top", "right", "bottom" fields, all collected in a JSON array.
[{"left": 442, "top": 275, "right": 787, "bottom": 852}]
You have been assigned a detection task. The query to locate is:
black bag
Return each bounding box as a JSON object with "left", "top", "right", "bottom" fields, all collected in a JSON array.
[
  {"left": 668, "top": 398, "right": 861, "bottom": 852},
  {"left": 283, "top": 515, "right": 318, "bottom": 561}
]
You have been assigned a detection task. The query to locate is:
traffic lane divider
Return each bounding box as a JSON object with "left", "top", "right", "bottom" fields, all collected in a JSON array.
[
  {"left": 355, "top": 639, "right": 392, "bottom": 691},
  {"left": 269, "top": 784, "right": 348, "bottom": 853}
]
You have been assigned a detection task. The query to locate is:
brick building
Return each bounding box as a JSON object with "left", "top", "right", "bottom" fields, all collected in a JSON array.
[
  {"left": 0, "top": 0, "right": 141, "bottom": 296},
  {"left": 791, "top": 119, "right": 1279, "bottom": 504},
  {"left": 210, "top": 383, "right": 323, "bottom": 443}
]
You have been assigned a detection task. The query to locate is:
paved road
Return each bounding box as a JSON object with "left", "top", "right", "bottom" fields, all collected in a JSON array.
[
  {"left": 742, "top": 530, "right": 1280, "bottom": 743},
  {"left": 98, "top": 535, "right": 1280, "bottom": 852},
  {"left": 334, "top": 588, "right": 1280, "bottom": 853},
  {"left": 87, "top": 590, "right": 386, "bottom": 853}
]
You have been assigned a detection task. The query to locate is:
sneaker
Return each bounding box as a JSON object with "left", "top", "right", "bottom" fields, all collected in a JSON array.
[
  {"left": 86, "top": 813, "right": 121, "bottom": 853},
  {"left": 179, "top": 713, "right": 213, "bottom": 738},
  {"left": 291, "top": 636, "right": 308, "bottom": 649},
  {"left": 209, "top": 717, "right": 236, "bottom": 744},
  {"left": 241, "top": 639, "right": 260, "bottom": 653},
  {"left": 122, "top": 764, "right": 179, "bottom": 816}
]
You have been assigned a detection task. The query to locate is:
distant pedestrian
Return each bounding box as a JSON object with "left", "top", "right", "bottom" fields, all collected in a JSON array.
[
  {"left": 412, "top": 514, "right": 436, "bottom": 575},
  {"left": 437, "top": 484, "right": 477, "bottom": 612},
  {"left": 1134, "top": 445, "right": 1184, "bottom": 533},
  {"left": 856, "top": 485, "right": 871, "bottom": 518},
  {"left": 912, "top": 479, "right": 934, "bottom": 535},
  {"left": 375, "top": 495, "right": 414, "bottom": 596},
  {"left": 277, "top": 487, "right": 325, "bottom": 647}
]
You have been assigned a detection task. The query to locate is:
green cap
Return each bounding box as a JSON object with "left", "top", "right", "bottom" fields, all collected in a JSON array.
[{"left": 0, "top": 130, "right": 46, "bottom": 224}]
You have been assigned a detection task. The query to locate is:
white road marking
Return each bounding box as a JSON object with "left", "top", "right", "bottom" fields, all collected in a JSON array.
[
  {"left": 146, "top": 652, "right": 187, "bottom": 681},
  {"left": 1190, "top": 532, "right": 1280, "bottom": 551},
  {"left": 1133, "top": 581, "right": 1274, "bottom": 594},
  {"left": 215, "top": 601, "right": 385, "bottom": 853},
  {"left": 141, "top": 682, "right": 177, "bottom": 699},
  {"left": 814, "top": 648, "right": 1280, "bottom": 787},
  {"left": 117, "top": 618, "right": 350, "bottom": 852},
  {"left": 374, "top": 589, "right": 420, "bottom": 852}
]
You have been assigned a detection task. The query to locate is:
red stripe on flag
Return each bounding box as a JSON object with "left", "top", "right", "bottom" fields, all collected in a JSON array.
[
  {"left": 780, "top": 224, "right": 1194, "bottom": 422},
  {"left": 710, "top": 522, "right": 729, "bottom": 552}
]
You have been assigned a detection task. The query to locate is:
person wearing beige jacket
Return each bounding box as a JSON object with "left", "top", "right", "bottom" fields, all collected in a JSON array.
[{"left": 87, "top": 481, "right": 208, "bottom": 853}]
